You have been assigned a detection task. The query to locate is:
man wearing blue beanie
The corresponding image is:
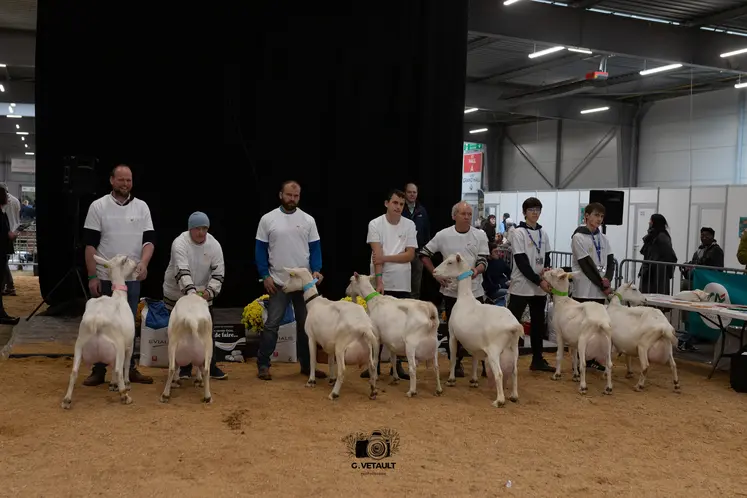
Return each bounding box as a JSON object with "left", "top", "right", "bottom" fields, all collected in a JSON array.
[{"left": 163, "top": 211, "right": 227, "bottom": 380}]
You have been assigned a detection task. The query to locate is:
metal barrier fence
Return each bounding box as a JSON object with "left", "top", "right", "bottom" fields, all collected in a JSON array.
[
  {"left": 10, "top": 221, "right": 36, "bottom": 270},
  {"left": 615, "top": 258, "right": 747, "bottom": 296}
]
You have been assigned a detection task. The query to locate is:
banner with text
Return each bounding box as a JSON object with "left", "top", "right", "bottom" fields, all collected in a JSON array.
[{"left": 462, "top": 151, "right": 483, "bottom": 194}]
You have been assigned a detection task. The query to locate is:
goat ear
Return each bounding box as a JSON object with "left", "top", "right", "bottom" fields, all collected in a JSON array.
[
  {"left": 354, "top": 272, "right": 359, "bottom": 280},
  {"left": 456, "top": 253, "right": 462, "bottom": 263},
  {"left": 93, "top": 254, "right": 109, "bottom": 268}
]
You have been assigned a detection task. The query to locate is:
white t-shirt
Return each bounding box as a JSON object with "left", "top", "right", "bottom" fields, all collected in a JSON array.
[
  {"left": 509, "top": 225, "right": 552, "bottom": 297},
  {"left": 2, "top": 194, "right": 20, "bottom": 231},
  {"left": 256, "top": 207, "right": 320, "bottom": 286},
  {"left": 571, "top": 229, "right": 611, "bottom": 300},
  {"left": 421, "top": 226, "right": 489, "bottom": 299},
  {"left": 83, "top": 194, "right": 154, "bottom": 280},
  {"left": 366, "top": 215, "right": 418, "bottom": 293},
  {"left": 163, "top": 231, "right": 225, "bottom": 306}
]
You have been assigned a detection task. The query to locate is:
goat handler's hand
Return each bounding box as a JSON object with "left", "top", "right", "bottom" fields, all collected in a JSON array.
[
  {"left": 312, "top": 272, "right": 324, "bottom": 285},
  {"left": 89, "top": 277, "right": 101, "bottom": 298},
  {"left": 434, "top": 275, "right": 450, "bottom": 287},
  {"left": 539, "top": 280, "right": 552, "bottom": 294},
  {"left": 8, "top": 231, "right": 17, "bottom": 241},
  {"left": 470, "top": 267, "right": 480, "bottom": 280},
  {"left": 135, "top": 262, "right": 148, "bottom": 281},
  {"left": 602, "top": 287, "right": 613, "bottom": 296},
  {"left": 601, "top": 277, "right": 610, "bottom": 288},
  {"left": 264, "top": 277, "right": 277, "bottom": 295},
  {"left": 375, "top": 278, "right": 384, "bottom": 294}
]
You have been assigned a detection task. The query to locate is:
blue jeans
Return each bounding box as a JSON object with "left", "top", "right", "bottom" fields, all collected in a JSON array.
[
  {"left": 257, "top": 287, "right": 310, "bottom": 372},
  {"left": 92, "top": 280, "right": 140, "bottom": 372}
]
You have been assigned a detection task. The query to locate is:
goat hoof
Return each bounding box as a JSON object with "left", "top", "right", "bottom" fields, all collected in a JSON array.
[
  {"left": 201, "top": 396, "right": 212, "bottom": 404},
  {"left": 469, "top": 380, "right": 479, "bottom": 388},
  {"left": 634, "top": 385, "right": 643, "bottom": 392},
  {"left": 328, "top": 392, "right": 340, "bottom": 401},
  {"left": 603, "top": 387, "right": 613, "bottom": 395},
  {"left": 406, "top": 391, "right": 417, "bottom": 398},
  {"left": 369, "top": 390, "right": 378, "bottom": 400},
  {"left": 579, "top": 387, "right": 588, "bottom": 395},
  {"left": 61, "top": 399, "right": 71, "bottom": 410},
  {"left": 446, "top": 378, "right": 456, "bottom": 387},
  {"left": 509, "top": 395, "right": 519, "bottom": 403},
  {"left": 121, "top": 394, "right": 133, "bottom": 405},
  {"left": 673, "top": 382, "right": 681, "bottom": 393},
  {"left": 159, "top": 394, "right": 170, "bottom": 403},
  {"left": 435, "top": 389, "right": 443, "bottom": 396},
  {"left": 572, "top": 375, "right": 580, "bottom": 382},
  {"left": 551, "top": 373, "right": 561, "bottom": 381},
  {"left": 492, "top": 400, "right": 506, "bottom": 408},
  {"left": 305, "top": 380, "right": 316, "bottom": 388},
  {"left": 625, "top": 372, "right": 634, "bottom": 379},
  {"left": 328, "top": 378, "right": 336, "bottom": 386},
  {"left": 389, "top": 379, "right": 399, "bottom": 386},
  {"left": 108, "top": 383, "right": 118, "bottom": 392},
  {"left": 194, "top": 380, "right": 203, "bottom": 387},
  {"left": 171, "top": 382, "right": 180, "bottom": 388}
]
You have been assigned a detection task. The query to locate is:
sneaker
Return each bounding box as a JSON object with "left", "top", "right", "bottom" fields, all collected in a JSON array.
[
  {"left": 586, "top": 359, "right": 607, "bottom": 372},
  {"left": 530, "top": 358, "right": 555, "bottom": 372},
  {"left": 0, "top": 314, "right": 19, "bottom": 325},
  {"left": 210, "top": 365, "right": 228, "bottom": 380},
  {"left": 179, "top": 366, "right": 192, "bottom": 379}
]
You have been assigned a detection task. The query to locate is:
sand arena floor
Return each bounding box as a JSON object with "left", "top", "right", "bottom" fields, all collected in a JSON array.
[{"left": 1, "top": 275, "right": 747, "bottom": 497}]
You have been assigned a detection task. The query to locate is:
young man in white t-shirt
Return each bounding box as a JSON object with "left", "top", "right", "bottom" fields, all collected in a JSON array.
[
  {"left": 363, "top": 188, "right": 418, "bottom": 379},
  {"left": 420, "top": 201, "right": 490, "bottom": 378},
  {"left": 507, "top": 197, "right": 555, "bottom": 372},
  {"left": 82, "top": 165, "right": 156, "bottom": 387},
  {"left": 570, "top": 202, "right": 615, "bottom": 371},
  {"left": 255, "top": 180, "right": 327, "bottom": 381}
]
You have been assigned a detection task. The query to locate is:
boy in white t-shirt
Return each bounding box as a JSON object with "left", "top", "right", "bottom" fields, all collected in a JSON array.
[
  {"left": 570, "top": 202, "right": 615, "bottom": 371},
  {"left": 363, "top": 188, "right": 419, "bottom": 379},
  {"left": 507, "top": 197, "right": 555, "bottom": 372}
]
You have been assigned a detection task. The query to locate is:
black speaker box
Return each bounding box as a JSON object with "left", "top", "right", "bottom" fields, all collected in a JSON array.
[{"left": 589, "top": 189, "right": 624, "bottom": 226}]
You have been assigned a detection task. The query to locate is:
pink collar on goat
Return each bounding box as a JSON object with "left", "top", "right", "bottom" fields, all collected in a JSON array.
[{"left": 112, "top": 284, "right": 128, "bottom": 292}]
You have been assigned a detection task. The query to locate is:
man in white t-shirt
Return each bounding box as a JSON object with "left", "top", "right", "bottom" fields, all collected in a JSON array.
[
  {"left": 420, "top": 201, "right": 490, "bottom": 378},
  {"left": 0, "top": 183, "right": 20, "bottom": 295},
  {"left": 82, "top": 164, "right": 156, "bottom": 386},
  {"left": 570, "top": 202, "right": 615, "bottom": 371},
  {"left": 507, "top": 197, "right": 555, "bottom": 372},
  {"left": 363, "top": 188, "right": 418, "bottom": 380},
  {"left": 255, "top": 180, "right": 326, "bottom": 381}
]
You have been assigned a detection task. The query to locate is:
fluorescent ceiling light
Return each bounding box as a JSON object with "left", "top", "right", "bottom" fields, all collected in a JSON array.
[
  {"left": 24, "top": 144, "right": 27, "bottom": 148},
  {"left": 503, "top": 0, "right": 524, "bottom": 4},
  {"left": 736, "top": 82, "right": 747, "bottom": 89},
  {"left": 6, "top": 114, "right": 20, "bottom": 118},
  {"left": 25, "top": 152, "right": 34, "bottom": 155},
  {"left": 568, "top": 47, "right": 593, "bottom": 54},
  {"left": 14, "top": 124, "right": 18, "bottom": 129},
  {"left": 0, "top": 84, "right": 4, "bottom": 92},
  {"left": 21, "top": 136, "right": 24, "bottom": 141},
  {"left": 721, "top": 48, "right": 747, "bottom": 58},
  {"left": 0, "top": 64, "right": 6, "bottom": 68},
  {"left": 464, "top": 108, "right": 479, "bottom": 114},
  {"left": 528, "top": 46, "right": 565, "bottom": 59},
  {"left": 16, "top": 131, "right": 28, "bottom": 135},
  {"left": 580, "top": 106, "right": 610, "bottom": 114},
  {"left": 639, "top": 63, "right": 682, "bottom": 76},
  {"left": 469, "top": 128, "right": 488, "bottom": 134}
]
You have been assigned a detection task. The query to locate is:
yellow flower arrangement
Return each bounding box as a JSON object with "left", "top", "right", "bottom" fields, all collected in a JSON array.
[
  {"left": 241, "top": 294, "right": 270, "bottom": 332},
  {"left": 340, "top": 295, "right": 368, "bottom": 312}
]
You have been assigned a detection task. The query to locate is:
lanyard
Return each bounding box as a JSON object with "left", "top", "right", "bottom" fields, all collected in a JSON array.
[
  {"left": 524, "top": 228, "right": 542, "bottom": 253},
  {"left": 591, "top": 231, "right": 602, "bottom": 265}
]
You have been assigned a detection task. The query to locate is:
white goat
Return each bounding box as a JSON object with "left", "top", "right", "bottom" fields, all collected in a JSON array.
[
  {"left": 346, "top": 273, "right": 442, "bottom": 397},
  {"left": 283, "top": 267, "right": 379, "bottom": 400},
  {"left": 543, "top": 268, "right": 614, "bottom": 395},
  {"left": 61, "top": 254, "right": 138, "bottom": 409},
  {"left": 432, "top": 253, "right": 523, "bottom": 408},
  {"left": 159, "top": 293, "right": 214, "bottom": 404},
  {"left": 608, "top": 282, "right": 681, "bottom": 393}
]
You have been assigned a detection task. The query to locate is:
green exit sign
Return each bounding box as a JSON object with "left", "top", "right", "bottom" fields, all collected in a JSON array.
[{"left": 463, "top": 142, "right": 485, "bottom": 152}]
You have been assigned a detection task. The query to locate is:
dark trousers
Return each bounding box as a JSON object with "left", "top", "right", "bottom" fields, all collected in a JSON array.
[
  {"left": 92, "top": 280, "right": 140, "bottom": 372},
  {"left": 179, "top": 306, "right": 218, "bottom": 372},
  {"left": 507, "top": 293, "right": 547, "bottom": 363},
  {"left": 443, "top": 295, "right": 485, "bottom": 363},
  {"left": 257, "top": 287, "right": 311, "bottom": 372},
  {"left": 3, "top": 255, "right": 14, "bottom": 290}
]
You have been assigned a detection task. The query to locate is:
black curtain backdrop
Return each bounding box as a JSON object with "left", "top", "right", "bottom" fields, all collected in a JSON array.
[{"left": 36, "top": 2, "right": 468, "bottom": 312}]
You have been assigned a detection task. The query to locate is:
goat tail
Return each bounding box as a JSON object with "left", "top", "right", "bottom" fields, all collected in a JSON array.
[
  {"left": 425, "top": 302, "right": 439, "bottom": 334},
  {"left": 582, "top": 303, "right": 613, "bottom": 337},
  {"left": 177, "top": 315, "right": 201, "bottom": 342},
  {"left": 661, "top": 323, "right": 678, "bottom": 346},
  {"left": 363, "top": 325, "right": 379, "bottom": 367}
]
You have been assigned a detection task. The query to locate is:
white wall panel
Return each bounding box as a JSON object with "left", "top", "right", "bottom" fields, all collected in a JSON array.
[
  {"left": 657, "top": 188, "right": 690, "bottom": 267},
  {"left": 535, "top": 190, "right": 558, "bottom": 250},
  {"left": 555, "top": 191, "right": 580, "bottom": 254},
  {"left": 502, "top": 121, "right": 557, "bottom": 190}
]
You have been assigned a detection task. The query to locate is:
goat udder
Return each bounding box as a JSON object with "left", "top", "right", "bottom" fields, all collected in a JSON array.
[
  {"left": 175, "top": 341, "right": 205, "bottom": 367},
  {"left": 584, "top": 335, "right": 610, "bottom": 365},
  {"left": 414, "top": 337, "right": 438, "bottom": 362},
  {"left": 344, "top": 340, "right": 370, "bottom": 368},
  {"left": 647, "top": 340, "right": 670, "bottom": 365},
  {"left": 81, "top": 337, "right": 116, "bottom": 366}
]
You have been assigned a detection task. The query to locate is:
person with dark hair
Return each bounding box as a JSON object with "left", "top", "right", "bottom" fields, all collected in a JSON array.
[
  {"left": 255, "top": 180, "right": 327, "bottom": 381},
  {"left": 81, "top": 164, "right": 155, "bottom": 386},
  {"left": 639, "top": 213, "right": 678, "bottom": 295},
  {"left": 499, "top": 212, "right": 510, "bottom": 234},
  {"left": 507, "top": 197, "right": 555, "bottom": 372},
  {"left": 481, "top": 214, "right": 497, "bottom": 243},
  {"left": 570, "top": 202, "right": 615, "bottom": 371},
  {"left": 679, "top": 226, "right": 724, "bottom": 351},
  {"left": 0, "top": 185, "right": 19, "bottom": 324},
  {"left": 0, "top": 182, "right": 20, "bottom": 296},
  {"left": 483, "top": 242, "right": 510, "bottom": 306},
  {"left": 362, "top": 188, "right": 418, "bottom": 380}
]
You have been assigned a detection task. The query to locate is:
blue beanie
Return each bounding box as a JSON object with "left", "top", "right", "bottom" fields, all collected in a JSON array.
[{"left": 188, "top": 211, "right": 210, "bottom": 230}]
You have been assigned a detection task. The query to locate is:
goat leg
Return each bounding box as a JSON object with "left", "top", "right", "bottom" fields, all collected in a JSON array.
[
  {"left": 306, "top": 336, "right": 318, "bottom": 388},
  {"left": 603, "top": 338, "right": 613, "bottom": 395},
  {"left": 487, "top": 352, "right": 506, "bottom": 408},
  {"left": 61, "top": 341, "right": 85, "bottom": 409},
  {"left": 329, "top": 345, "right": 346, "bottom": 400},
  {"left": 404, "top": 343, "right": 417, "bottom": 397},
  {"left": 625, "top": 354, "right": 634, "bottom": 379},
  {"left": 634, "top": 344, "right": 649, "bottom": 392},
  {"left": 433, "top": 346, "right": 443, "bottom": 396},
  {"left": 160, "top": 342, "right": 179, "bottom": 403},
  {"left": 201, "top": 345, "right": 212, "bottom": 404},
  {"left": 669, "top": 349, "right": 681, "bottom": 393},
  {"left": 551, "top": 334, "right": 563, "bottom": 381},
  {"left": 114, "top": 346, "right": 132, "bottom": 405},
  {"left": 577, "top": 339, "right": 588, "bottom": 395},
  {"left": 446, "top": 334, "right": 458, "bottom": 387}
]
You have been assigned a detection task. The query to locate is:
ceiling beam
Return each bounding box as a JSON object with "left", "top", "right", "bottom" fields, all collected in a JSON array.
[
  {"left": 465, "top": 82, "right": 638, "bottom": 125},
  {"left": 468, "top": 0, "right": 747, "bottom": 74},
  {"left": 681, "top": 3, "right": 747, "bottom": 28},
  {"left": 467, "top": 36, "right": 495, "bottom": 52},
  {"left": 0, "top": 29, "right": 35, "bottom": 68},
  {"left": 475, "top": 52, "right": 586, "bottom": 84}
]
